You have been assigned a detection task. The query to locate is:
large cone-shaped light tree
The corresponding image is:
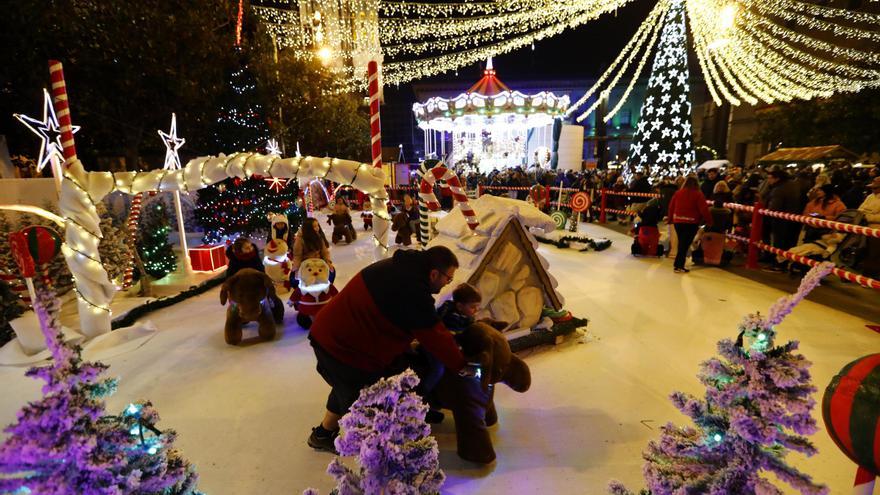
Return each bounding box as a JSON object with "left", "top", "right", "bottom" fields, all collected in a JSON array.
[{"left": 627, "top": 0, "right": 695, "bottom": 180}]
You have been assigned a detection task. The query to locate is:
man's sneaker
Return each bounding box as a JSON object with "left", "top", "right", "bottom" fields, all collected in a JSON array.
[
  {"left": 425, "top": 409, "right": 445, "bottom": 424},
  {"left": 308, "top": 426, "right": 339, "bottom": 454},
  {"left": 674, "top": 267, "right": 689, "bottom": 273}
]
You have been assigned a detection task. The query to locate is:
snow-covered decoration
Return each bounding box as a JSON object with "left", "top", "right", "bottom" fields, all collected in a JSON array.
[
  {"left": 413, "top": 58, "right": 569, "bottom": 172},
  {"left": 57, "top": 153, "right": 390, "bottom": 338},
  {"left": 626, "top": 0, "right": 695, "bottom": 181},
  {"left": 303, "top": 369, "right": 444, "bottom": 495},
  {"left": 609, "top": 262, "right": 834, "bottom": 495},
  {"left": 418, "top": 161, "right": 478, "bottom": 245},
  {"left": 427, "top": 195, "right": 564, "bottom": 340}
]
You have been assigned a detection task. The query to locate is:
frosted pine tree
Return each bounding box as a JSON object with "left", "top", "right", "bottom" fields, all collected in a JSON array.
[
  {"left": 304, "top": 369, "right": 445, "bottom": 494},
  {"left": 627, "top": 0, "right": 695, "bottom": 180},
  {"left": 97, "top": 201, "right": 129, "bottom": 284},
  {"left": 609, "top": 263, "right": 834, "bottom": 495},
  {"left": 0, "top": 288, "right": 201, "bottom": 494}
]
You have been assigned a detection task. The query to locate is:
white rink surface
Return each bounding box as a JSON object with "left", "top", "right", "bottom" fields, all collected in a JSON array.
[{"left": 0, "top": 222, "right": 877, "bottom": 495}]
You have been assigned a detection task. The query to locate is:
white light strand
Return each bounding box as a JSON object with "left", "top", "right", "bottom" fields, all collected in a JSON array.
[
  {"left": 567, "top": 0, "right": 667, "bottom": 117},
  {"left": 603, "top": 4, "right": 668, "bottom": 123}
]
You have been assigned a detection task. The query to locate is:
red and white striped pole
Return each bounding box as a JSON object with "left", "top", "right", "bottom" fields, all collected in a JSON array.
[
  {"left": 48, "top": 60, "right": 78, "bottom": 164},
  {"left": 367, "top": 61, "right": 382, "bottom": 169},
  {"left": 122, "top": 193, "right": 144, "bottom": 289}
]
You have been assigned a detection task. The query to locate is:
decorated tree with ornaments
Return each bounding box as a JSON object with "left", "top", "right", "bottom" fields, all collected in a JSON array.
[
  {"left": 626, "top": 0, "right": 695, "bottom": 181},
  {"left": 0, "top": 288, "right": 201, "bottom": 494},
  {"left": 138, "top": 201, "right": 177, "bottom": 279},
  {"left": 215, "top": 46, "right": 270, "bottom": 152},
  {"left": 194, "top": 176, "right": 302, "bottom": 244},
  {"left": 0, "top": 279, "right": 24, "bottom": 348},
  {"left": 304, "top": 370, "right": 445, "bottom": 495},
  {"left": 609, "top": 263, "right": 834, "bottom": 495}
]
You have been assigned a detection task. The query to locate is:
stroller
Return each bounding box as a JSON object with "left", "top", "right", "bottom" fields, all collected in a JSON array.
[
  {"left": 692, "top": 203, "right": 734, "bottom": 266},
  {"left": 789, "top": 209, "right": 867, "bottom": 275},
  {"left": 631, "top": 199, "right": 665, "bottom": 257}
]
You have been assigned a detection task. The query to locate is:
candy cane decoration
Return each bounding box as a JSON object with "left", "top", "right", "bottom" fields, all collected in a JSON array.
[
  {"left": 48, "top": 60, "right": 77, "bottom": 163},
  {"left": 367, "top": 61, "right": 382, "bottom": 170},
  {"left": 418, "top": 162, "right": 478, "bottom": 245},
  {"left": 122, "top": 193, "right": 144, "bottom": 289}
]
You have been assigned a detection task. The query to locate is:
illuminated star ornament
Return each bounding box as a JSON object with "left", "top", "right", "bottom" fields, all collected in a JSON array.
[
  {"left": 266, "top": 138, "right": 281, "bottom": 156},
  {"left": 265, "top": 176, "right": 290, "bottom": 194},
  {"left": 158, "top": 113, "right": 186, "bottom": 170},
  {"left": 14, "top": 88, "right": 81, "bottom": 172}
]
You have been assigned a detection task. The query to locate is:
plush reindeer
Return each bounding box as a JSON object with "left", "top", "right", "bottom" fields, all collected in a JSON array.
[{"left": 391, "top": 211, "right": 414, "bottom": 246}]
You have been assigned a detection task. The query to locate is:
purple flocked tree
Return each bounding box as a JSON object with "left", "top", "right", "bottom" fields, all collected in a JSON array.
[
  {"left": 610, "top": 263, "right": 834, "bottom": 495},
  {"left": 305, "top": 369, "right": 445, "bottom": 495},
  {"left": 0, "top": 288, "right": 200, "bottom": 495}
]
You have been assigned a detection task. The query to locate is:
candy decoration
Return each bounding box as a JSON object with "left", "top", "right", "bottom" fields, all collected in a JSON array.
[
  {"left": 550, "top": 211, "right": 568, "bottom": 230},
  {"left": 570, "top": 191, "right": 591, "bottom": 213},
  {"left": 822, "top": 353, "right": 880, "bottom": 476},
  {"left": 417, "top": 159, "right": 441, "bottom": 244},
  {"left": 47, "top": 60, "right": 77, "bottom": 162},
  {"left": 122, "top": 193, "right": 144, "bottom": 289},
  {"left": 20, "top": 225, "right": 62, "bottom": 265},
  {"left": 418, "top": 162, "right": 478, "bottom": 245},
  {"left": 8, "top": 232, "right": 36, "bottom": 279},
  {"left": 529, "top": 184, "right": 547, "bottom": 209},
  {"left": 368, "top": 61, "right": 383, "bottom": 170}
]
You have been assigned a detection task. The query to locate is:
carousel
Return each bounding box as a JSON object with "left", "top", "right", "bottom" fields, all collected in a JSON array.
[{"left": 412, "top": 58, "right": 570, "bottom": 172}]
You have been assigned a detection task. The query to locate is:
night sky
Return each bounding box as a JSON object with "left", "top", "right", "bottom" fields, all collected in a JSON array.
[{"left": 396, "top": 0, "right": 656, "bottom": 86}]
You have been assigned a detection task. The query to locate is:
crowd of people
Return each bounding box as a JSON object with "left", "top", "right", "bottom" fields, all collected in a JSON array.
[{"left": 457, "top": 163, "right": 880, "bottom": 278}]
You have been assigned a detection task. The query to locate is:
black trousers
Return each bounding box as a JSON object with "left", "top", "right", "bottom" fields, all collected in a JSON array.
[
  {"left": 673, "top": 223, "right": 700, "bottom": 269},
  {"left": 311, "top": 337, "right": 417, "bottom": 416}
]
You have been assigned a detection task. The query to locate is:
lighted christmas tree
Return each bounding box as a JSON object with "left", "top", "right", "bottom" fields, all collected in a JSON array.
[
  {"left": 609, "top": 263, "right": 834, "bottom": 495},
  {"left": 626, "top": 0, "right": 695, "bottom": 180},
  {"left": 0, "top": 212, "right": 26, "bottom": 311},
  {"left": 194, "top": 176, "right": 301, "bottom": 244},
  {"left": 97, "top": 201, "right": 129, "bottom": 284},
  {"left": 304, "top": 369, "right": 445, "bottom": 494},
  {"left": 215, "top": 48, "right": 270, "bottom": 152},
  {"left": 0, "top": 288, "right": 201, "bottom": 494},
  {"left": 138, "top": 201, "right": 177, "bottom": 279}
]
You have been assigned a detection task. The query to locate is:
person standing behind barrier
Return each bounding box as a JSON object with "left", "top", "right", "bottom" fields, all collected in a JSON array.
[
  {"left": 668, "top": 175, "right": 712, "bottom": 273},
  {"left": 764, "top": 167, "right": 803, "bottom": 272},
  {"left": 858, "top": 177, "right": 880, "bottom": 278}
]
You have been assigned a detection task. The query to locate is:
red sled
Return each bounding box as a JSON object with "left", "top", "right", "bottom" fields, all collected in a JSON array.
[
  {"left": 692, "top": 232, "right": 733, "bottom": 266},
  {"left": 631, "top": 226, "right": 664, "bottom": 257}
]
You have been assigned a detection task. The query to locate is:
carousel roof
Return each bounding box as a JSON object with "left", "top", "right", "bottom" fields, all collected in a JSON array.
[{"left": 412, "top": 58, "right": 569, "bottom": 133}]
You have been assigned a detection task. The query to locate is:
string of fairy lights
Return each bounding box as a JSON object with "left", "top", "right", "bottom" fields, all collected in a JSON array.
[{"left": 253, "top": 0, "right": 880, "bottom": 106}]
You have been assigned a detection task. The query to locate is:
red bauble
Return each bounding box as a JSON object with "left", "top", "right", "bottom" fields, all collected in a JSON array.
[
  {"left": 281, "top": 201, "right": 289, "bottom": 208},
  {"left": 822, "top": 353, "right": 880, "bottom": 476},
  {"left": 233, "top": 178, "right": 242, "bottom": 186}
]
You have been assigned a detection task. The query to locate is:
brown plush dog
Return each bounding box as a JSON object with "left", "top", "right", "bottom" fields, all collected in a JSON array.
[
  {"left": 391, "top": 211, "right": 414, "bottom": 246},
  {"left": 219, "top": 268, "right": 279, "bottom": 345},
  {"left": 434, "top": 321, "right": 531, "bottom": 464}
]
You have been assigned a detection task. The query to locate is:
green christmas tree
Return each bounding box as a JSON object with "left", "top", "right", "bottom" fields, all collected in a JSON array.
[
  {"left": 626, "top": 0, "right": 695, "bottom": 180},
  {"left": 194, "top": 176, "right": 301, "bottom": 244},
  {"left": 215, "top": 48, "right": 270, "bottom": 152},
  {"left": 138, "top": 201, "right": 177, "bottom": 279},
  {"left": 0, "top": 279, "right": 24, "bottom": 348}
]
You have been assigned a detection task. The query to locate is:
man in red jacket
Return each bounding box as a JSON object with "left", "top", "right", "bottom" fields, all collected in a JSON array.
[{"left": 307, "top": 246, "right": 471, "bottom": 452}]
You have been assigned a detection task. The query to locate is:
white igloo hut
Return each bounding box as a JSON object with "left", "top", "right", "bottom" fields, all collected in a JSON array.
[{"left": 427, "top": 195, "right": 565, "bottom": 341}]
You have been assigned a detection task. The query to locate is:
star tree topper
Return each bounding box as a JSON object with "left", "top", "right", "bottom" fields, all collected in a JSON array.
[
  {"left": 14, "top": 88, "right": 81, "bottom": 172},
  {"left": 158, "top": 113, "right": 186, "bottom": 170}
]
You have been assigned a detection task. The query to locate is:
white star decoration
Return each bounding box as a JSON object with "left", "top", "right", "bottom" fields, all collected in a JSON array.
[
  {"left": 159, "top": 113, "right": 186, "bottom": 171},
  {"left": 266, "top": 138, "right": 281, "bottom": 156},
  {"left": 265, "top": 177, "right": 290, "bottom": 193},
  {"left": 14, "top": 88, "right": 81, "bottom": 172}
]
